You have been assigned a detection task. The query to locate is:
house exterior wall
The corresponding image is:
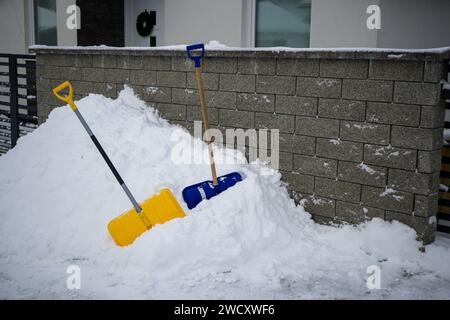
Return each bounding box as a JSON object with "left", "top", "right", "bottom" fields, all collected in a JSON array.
[
  {"left": 310, "top": 0, "right": 379, "bottom": 48},
  {"left": 0, "top": 0, "right": 29, "bottom": 54},
  {"left": 3, "top": 0, "right": 450, "bottom": 53},
  {"left": 310, "top": 0, "right": 450, "bottom": 49},
  {"left": 56, "top": 0, "right": 77, "bottom": 47},
  {"left": 0, "top": 0, "right": 77, "bottom": 54},
  {"left": 124, "top": 0, "right": 165, "bottom": 47},
  {"left": 163, "top": 0, "right": 243, "bottom": 47},
  {"left": 32, "top": 47, "right": 450, "bottom": 243},
  {"left": 378, "top": 0, "right": 450, "bottom": 49}
]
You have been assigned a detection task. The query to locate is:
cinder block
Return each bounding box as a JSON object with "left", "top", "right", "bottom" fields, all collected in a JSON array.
[
  {"left": 238, "top": 57, "right": 276, "bottom": 75},
  {"left": 93, "top": 54, "right": 128, "bottom": 69},
  {"left": 361, "top": 185, "right": 414, "bottom": 214},
  {"left": 335, "top": 201, "right": 385, "bottom": 223},
  {"left": 81, "top": 68, "right": 105, "bottom": 82},
  {"left": 340, "top": 121, "right": 390, "bottom": 145},
  {"left": 255, "top": 113, "right": 295, "bottom": 133},
  {"left": 385, "top": 211, "right": 436, "bottom": 244},
  {"left": 203, "top": 57, "right": 237, "bottom": 73},
  {"left": 364, "top": 144, "right": 417, "bottom": 170},
  {"left": 366, "top": 102, "right": 420, "bottom": 126},
  {"left": 129, "top": 55, "right": 143, "bottom": 69},
  {"left": 279, "top": 152, "right": 293, "bottom": 171},
  {"left": 93, "top": 82, "right": 117, "bottom": 98},
  {"left": 69, "top": 80, "right": 93, "bottom": 96},
  {"left": 37, "top": 90, "right": 58, "bottom": 106},
  {"left": 257, "top": 75, "right": 296, "bottom": 95},
  {"left": 315, "top": 177, "right": 361, "bottom": 203},
  {"left": 237, "top": 93, "right": 274, "bottom": 112},
  {"left": 316, "top": 138, "right": 363, "bottom": 162},
  {"left": 276, "top": 95, "right": 317, "bottom": 116},
  {"left": 297, "top": 77, "right": 341, "bottom": 98},
  {"left": 37, "top": 65, "right": 60, "bottom": 79},
  {"left": 279, "top": 133, "right": 315, "bottom": 155},
  {"left": 281, "top": 171, "right": 315, "bottom": 193},
  {"left": 157, "top": 71, "right": 186, "bottom": 88},
  {"left": 393, "top": 82, "right": 441, "bottom": 106},
  {"left": 391, "top": 126, "right": 442, "bottom": 151},
  {"left": 294, "top": 155, "right": 337, "bottom": 178},
  {"left": 115, "top": 55, "right": 130, "bottom": 69},
  {"left": 187, "top": 72, "right": 219, "bottom": 90},
  {"left": 296, "top": 116, "right": 339, "bottom": 138},
  {"left": 142, "top": 56, "right": 171, "bottom": 71},
  {"left": 337, "top": 161, "right": 387, "bottom": 187},
  {"left": 60, "top": 67, "right": 82, "bottom": 81},
  {"left": 104, "top": 69, "right": 130, "bottom": 84},
  {"left": 220, "top": 74, "right": 255, "bottom": 92},
  {"left": 92, "top": 54, "right": 116, "bottom": 68},
  {"left": 420, "top": 104, "right": 445, "bottom": 128},
  {"left": 424, "top": 61, "right": 448, "bottom": 83},
  {"left": 342, "top": 79, "right": 393, "bottom": 102},
  {"left": 219, "top": 109, "right": 254, "bottom": 128},
  {"left": 54, "top": 54, "right": 77, "bottom": 67},
  {"left": 320, "top": 59, "right": 368, "bottom": 79},
  {"left": 155, "top": 103, "right": 186, "bottom": 121},
  {"left": 36, "top": 77, "right": 50, "bottom": 92},
  {"left": 369, "top": 60, "right": 423, "bottom": 81},
  {"left": 277, "top": 59, "right": 319, "bottom": 76},
  {"left": 142, "top": 86, "right": 172, "bottom": 103},
  {"left": 186, "top": 105, "right": 218, "bottom": 125},
  {"left": 301, "top": 195, "right": 336, "bottom": 218},
  {"left": 414, "top": 194, "right": 438, "bottom": 218},
  {"left": 318, "top": 98, "right": 365, "bottom": 121},
  {"left": 418, "top": 150, "right": 442, "bottom": 173},
  {"left": 388, "top": 169, "right": 439, "bottom": 196},
  {"left": 35, "top": 53, "right": 50, "bottom": 66},
  {"left": 75, "top": 54, "right": 92, "bottom": 68},
  {"left": 172, "top": 88, "right": 198, "bottom": 105},
  {"left": 130, "top": 70, "right": 157, "bottom": 86},
  {"left": 171, "top": 57, "right": 194, "bottom": 72},
  {"left": 205, "top": 91, "right": 236, "bottom": 109}
]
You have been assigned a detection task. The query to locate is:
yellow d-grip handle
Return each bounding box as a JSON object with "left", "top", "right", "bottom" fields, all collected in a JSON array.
[{"left": 52, "top": 81, "right": 77, "bottom": 111}]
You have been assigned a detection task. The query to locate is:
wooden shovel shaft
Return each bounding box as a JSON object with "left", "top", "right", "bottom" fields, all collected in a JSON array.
[{"left": 195, "top": 67, "right": 218, "bottom": 185}]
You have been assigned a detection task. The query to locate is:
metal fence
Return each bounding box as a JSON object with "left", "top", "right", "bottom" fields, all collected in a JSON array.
[
  {"left": 0, "top": 54, "right": 38, "bottom": 155},
  {"left": 438, "top": 61, "right": 450, "bottom": 234}
]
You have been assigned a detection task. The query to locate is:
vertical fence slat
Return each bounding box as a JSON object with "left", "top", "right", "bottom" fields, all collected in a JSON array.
[{"left": 8, "top": 56, "right": 19, "bottom": 147}]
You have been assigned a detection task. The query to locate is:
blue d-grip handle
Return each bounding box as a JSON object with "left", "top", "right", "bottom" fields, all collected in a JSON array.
[{"left": 186, "top": 43, "right": 205, "bottom": 68}]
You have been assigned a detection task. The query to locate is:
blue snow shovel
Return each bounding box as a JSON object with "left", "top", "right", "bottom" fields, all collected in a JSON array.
[{"left": 182, "top": 44, "right": 244, "bottom": 209}]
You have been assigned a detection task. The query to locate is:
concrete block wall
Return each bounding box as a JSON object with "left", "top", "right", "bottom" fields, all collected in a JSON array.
[{"left": 33, "top": 47, "right": 450, "bottom": 243}]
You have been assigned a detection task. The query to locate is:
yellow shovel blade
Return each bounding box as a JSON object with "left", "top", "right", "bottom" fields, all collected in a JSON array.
[{"left": 108, "top": 188, "right": 186, "bottom": 247}]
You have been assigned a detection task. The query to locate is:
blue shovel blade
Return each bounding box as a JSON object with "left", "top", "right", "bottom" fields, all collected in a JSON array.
[{"left": 182, "top": 172, "right": 244, "bottom": 209}]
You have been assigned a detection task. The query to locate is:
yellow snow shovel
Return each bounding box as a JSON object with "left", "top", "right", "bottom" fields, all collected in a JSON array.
[{"left": 52, "top": 81, "right": 185, "bottom": 247}]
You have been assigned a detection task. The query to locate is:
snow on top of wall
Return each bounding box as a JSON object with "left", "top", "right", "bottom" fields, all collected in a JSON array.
[{"left": 30, "top": 40, "right": 450, "bottom": 55}]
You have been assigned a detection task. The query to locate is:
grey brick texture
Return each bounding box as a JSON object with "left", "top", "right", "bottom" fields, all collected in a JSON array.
[{"left": 34, "top": 48, "right": 448, "bottom": 244}]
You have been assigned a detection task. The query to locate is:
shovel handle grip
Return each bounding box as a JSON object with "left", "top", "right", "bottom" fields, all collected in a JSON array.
[
  {"left": 53, "top": 81, "right": 77, "bottom": 110},
  {"left": 186, "top": 43, "right": 205, "bottom": 68}
]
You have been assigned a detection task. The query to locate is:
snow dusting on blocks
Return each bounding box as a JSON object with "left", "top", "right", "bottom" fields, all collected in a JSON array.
[{"left": 31, "top": 46, "right": 450, "bottom": 244}]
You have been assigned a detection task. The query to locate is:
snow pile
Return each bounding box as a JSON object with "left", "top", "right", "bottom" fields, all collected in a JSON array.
[{"left": 1, "top": 87, "right": 450, "bottom": 299}]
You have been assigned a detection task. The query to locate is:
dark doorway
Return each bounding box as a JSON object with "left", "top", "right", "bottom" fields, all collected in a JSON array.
[{"left": 76, "top": 0, "right": 125, "bottom": 47}]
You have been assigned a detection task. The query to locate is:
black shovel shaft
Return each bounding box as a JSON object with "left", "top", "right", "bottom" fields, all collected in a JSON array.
[{"left": 73, "top": 109, "right": 142, "bottom": 213}]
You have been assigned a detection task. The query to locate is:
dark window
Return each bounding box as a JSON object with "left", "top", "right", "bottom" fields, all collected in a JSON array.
[
  {"left": 256, "top": 0, "right": 311, "bottom": 48},
  {"left": 34, "top": 0, "right": 57, "bottom": 46}
]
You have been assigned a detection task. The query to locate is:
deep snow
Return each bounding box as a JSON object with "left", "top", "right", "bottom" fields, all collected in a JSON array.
[{"left": 0, "top": 87, "right": 450, "bottom": 299}]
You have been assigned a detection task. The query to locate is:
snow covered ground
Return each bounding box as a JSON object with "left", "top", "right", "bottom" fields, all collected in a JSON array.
[{"left": 0, "top": 88, "right": 450, "bottom": 299}]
